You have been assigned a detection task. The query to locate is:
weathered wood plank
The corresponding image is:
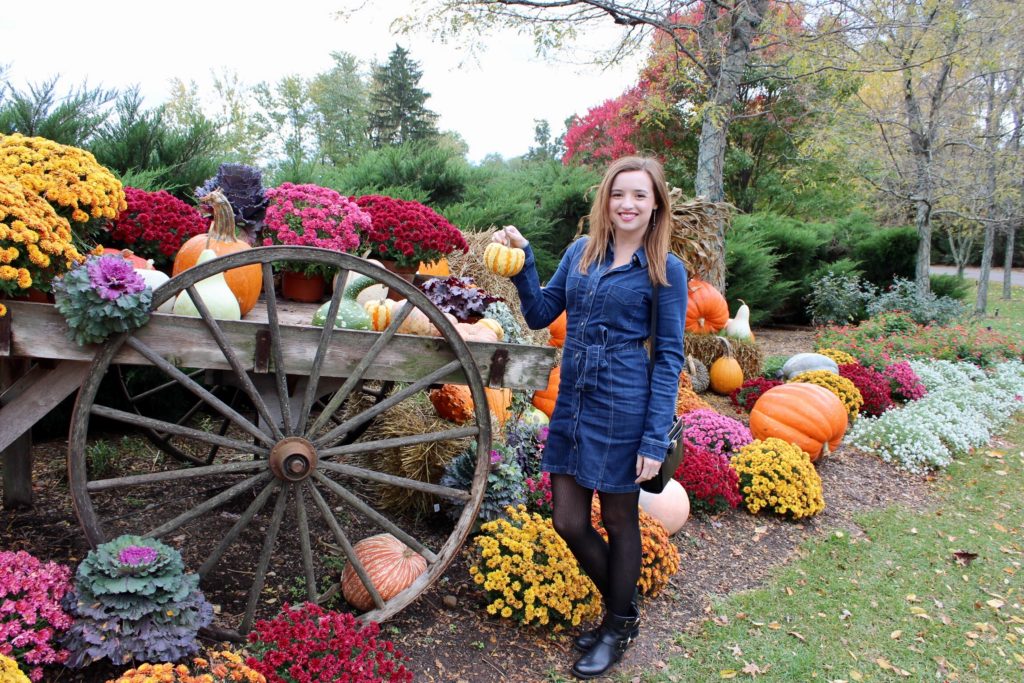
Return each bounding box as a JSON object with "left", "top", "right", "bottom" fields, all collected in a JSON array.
[
  {"left": 3, "top": 301, "right": 555, "bottom": 390},
  {"left": 0, "top": 360, "right": 90, "bottom": 453}
]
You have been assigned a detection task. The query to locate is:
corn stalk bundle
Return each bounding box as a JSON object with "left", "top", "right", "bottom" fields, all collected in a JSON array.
[{"left": 667, "top": 189, "right": 734, "bottom": 289}]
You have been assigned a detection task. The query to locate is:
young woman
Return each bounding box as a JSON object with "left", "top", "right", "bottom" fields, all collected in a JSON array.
[{"left": 494, "top": 156, "right": 687, "bottom": 679}]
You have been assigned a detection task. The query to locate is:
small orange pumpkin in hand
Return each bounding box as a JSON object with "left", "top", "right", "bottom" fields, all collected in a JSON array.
[{"left": 484, "top": 242, "right": 525, "bottom": 277}]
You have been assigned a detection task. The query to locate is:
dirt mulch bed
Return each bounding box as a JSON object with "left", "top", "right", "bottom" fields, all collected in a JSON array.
[{"left": 0, "top": 328, "right": 935, "bottom": 682}]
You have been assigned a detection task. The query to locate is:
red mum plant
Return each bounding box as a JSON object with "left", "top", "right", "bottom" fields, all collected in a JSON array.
[
  {"left": 105, "top": 187, "right": 209, "bottom": 270},
  {"left": 839, "top": 363, "right": 894, "bottom": 416},
  {"left": 729, "top": 377, "right": 783, "bottom": 412},
  {"left": 673, "top": 443, "right": 742, "bottom": 514},
  {"left": 353, "top": 195, "right": 467, "bottom": 269},
  {"left": 246, "top": 602, "right": 412, "bottom": 683}
]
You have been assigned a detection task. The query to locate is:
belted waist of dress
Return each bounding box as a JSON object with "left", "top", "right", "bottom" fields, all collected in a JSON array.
[{"left": 564, "top": 336, "right": 646, "bottom": 391}]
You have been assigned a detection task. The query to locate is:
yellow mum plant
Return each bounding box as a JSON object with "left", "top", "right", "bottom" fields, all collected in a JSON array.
[
  {"left": 731, "top": 438, "right": 825, "bottom": 519},
  {"left": 0, "top": 174, "right": 84, "bottom": 305},
  {"left": 789, "top": 369, "right": 863, "bottom": 421},
  {"left": 0, "top": 134, "right": 126, "bottom": 244},
  {"left": 592, "top": 498, "right": 680, "bottom": 597},
  {"left": 106, "top": 650, "right": 266, "bottom": 683},
  {"left": 469, "top": 505, "right": 602, "bottom": 630},
  {"left": 0, "top": 654, "right": 31, "bottom": 683},
  {"left": 816, "top": 347, "right": 858, "bottom": 366}
]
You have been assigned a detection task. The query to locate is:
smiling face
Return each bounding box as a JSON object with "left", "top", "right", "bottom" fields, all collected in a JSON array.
[{"left": 608, "top": 169, "right": 657, "bottom": 239}]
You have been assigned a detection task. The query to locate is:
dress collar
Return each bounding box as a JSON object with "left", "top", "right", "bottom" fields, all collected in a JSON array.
[{"left": 604, "top": 242, "right": 649, "bottom": 269}]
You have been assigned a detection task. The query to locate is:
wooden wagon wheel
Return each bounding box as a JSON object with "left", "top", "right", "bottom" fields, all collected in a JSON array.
[{"left": 67, "top": 246, "right": 493, "bottom": 637}]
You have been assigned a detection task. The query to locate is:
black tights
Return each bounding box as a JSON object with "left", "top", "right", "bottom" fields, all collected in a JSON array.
[{"left": 549, "top": 473, "right": 641, "bottom": 616}]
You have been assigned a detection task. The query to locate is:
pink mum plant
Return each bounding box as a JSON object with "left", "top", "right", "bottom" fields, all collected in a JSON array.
[{"left": 0, "top": 551, "right": 73, "bottom": 682}]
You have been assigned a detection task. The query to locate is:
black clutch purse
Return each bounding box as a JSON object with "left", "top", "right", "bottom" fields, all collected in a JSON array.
[{"left": 639, "top": 283, "right": 685, "bottom": 495}]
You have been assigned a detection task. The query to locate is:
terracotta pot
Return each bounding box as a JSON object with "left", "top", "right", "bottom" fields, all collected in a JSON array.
[
  {"left": 281, "top": 271, "right": 327, "bottom": 303},
  {"left": 4, "top": 288, "right": 53, "bottom": 304},
  {"left": 379, "top": 260, "right": 418, "bottom": 301}
]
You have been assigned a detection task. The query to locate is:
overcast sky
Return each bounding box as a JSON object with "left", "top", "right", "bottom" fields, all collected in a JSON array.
[{"left": 0, "top": 1, "right": 645, "bottom": 162}]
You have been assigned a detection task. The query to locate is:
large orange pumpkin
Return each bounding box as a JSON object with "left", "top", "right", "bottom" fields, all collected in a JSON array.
[
  {"left": 748, "top": 383, "right": 848, "bottom": 463},
  {"left": 486, "top": 387, "right": 513, "bottom": 427},
  {"left": 532, "top": 365, "right": 560, "bottom": 417},
  {"left": 685, "top": 278, "right": 729, "bottom": 334},
  {"left": 341, "top": 533, "right": 427, "bottom": 611},
  {"left": 172, "top": 190, "right": 262, "bottom": 315},
  {"left": 548, "top": 311, "right": 567, "bottom": 348}
]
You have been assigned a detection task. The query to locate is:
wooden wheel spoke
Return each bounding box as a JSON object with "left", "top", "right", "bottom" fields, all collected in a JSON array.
[
  {"left": 125, "top": 336, "right": 273, "bottom": 448},
  {"left": 143, "top": 471, "right": 273, "bottom": 539},
  {"left": 306, "top": 302, "right": 411, "bottom": 438},
  {"left": 90, "top": 405, "right": 269, "bottom": 457},
  {"left": 261, "top": 262, "right": 293, "bottom": 435},
  {"left": 312, "top": 471, "right": 438, "bottom": 563},
  {"left": 87, "top": 460, "right": 266, "bottom": 493},
  {"left": 125, "top": 368, "right": 204, "bottom": 403},
  {"left": 297, "top": 272, "right": 349, "bottom": 429},
  {"left": 294, "top": 483, "right": 318, "bottom": 603},
  {"left": 184, "top": 283, "right": 285, "bottom": 442},
  {"left": 240, "top": 483, "right": 290, "bottom": 634},
  {"left": 306, "top": 483, "right": 385, "bottom": 610},
  {"left": 199, "top": 481, "right": 280, "bottom": 578},
  {"left": 320, "top": 424, "right": 478, "bottom": 460},
  {"left": 317, "top": 460, "right": 470, "bottom": 502},
  {"left": 314, "top": 359, "right": 462, "bottom": 449}
]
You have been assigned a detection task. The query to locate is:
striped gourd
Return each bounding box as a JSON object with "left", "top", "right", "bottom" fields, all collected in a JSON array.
[
  {"left": 341, "top": 533, "right": 427, "bottom": 611},
  {"left": 483, "top": 242, "right": 525, "bottom": 277}
]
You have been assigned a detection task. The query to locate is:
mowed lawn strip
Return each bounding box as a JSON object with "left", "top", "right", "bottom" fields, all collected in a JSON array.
[{"left": 655, "top": 416, "right": 1024, "bottom": 683}]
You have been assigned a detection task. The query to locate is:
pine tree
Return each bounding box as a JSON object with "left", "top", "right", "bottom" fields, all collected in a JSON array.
[{"left": 367, "top": 45, "right": 439, "bottom": 147}]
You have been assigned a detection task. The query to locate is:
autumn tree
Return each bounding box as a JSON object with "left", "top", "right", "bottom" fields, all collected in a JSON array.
[{"left": 395, "top": 0, "right": 784, "bottom": 289}]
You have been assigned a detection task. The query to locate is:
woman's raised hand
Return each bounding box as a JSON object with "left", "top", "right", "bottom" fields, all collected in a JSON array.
[{"left": 493, "top": 225, "right": 528, "bottom": 249}]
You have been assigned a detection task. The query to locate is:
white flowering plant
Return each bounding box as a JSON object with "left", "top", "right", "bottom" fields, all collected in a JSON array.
[{"left": 848, "top": 360, "right": 1024, "bottom": 473}]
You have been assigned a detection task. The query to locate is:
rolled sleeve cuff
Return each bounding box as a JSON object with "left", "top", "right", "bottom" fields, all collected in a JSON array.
[{"left": 639, "top": 437, "right": 668, "bottom": 462}]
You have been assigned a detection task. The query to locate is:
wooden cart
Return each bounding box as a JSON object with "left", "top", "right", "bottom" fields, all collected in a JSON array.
[{"left": 0, "top": 246, "right": 555, "bottom": 637}]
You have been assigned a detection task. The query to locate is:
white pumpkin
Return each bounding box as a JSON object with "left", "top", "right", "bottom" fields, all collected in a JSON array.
[
  {"left": 172, "top": 249, "right": 241, "bottom": 320},
  {"left": 638, "top": 479, "right": 690, "bottom": 535},
  {"left": 723, "top": 299, "right": 753, "bottom": 340},
  {"left": 135, "top": 268, "right": 175, "bottom": 313}
]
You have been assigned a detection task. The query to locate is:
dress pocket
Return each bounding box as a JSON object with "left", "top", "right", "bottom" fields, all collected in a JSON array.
[{"left": 607, "top": 284, "right": 646, "bottom": 326}]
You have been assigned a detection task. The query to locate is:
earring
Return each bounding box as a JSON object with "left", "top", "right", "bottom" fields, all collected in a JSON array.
[{"left": 650, "top": 208, "right": 657, "bottom": 227}]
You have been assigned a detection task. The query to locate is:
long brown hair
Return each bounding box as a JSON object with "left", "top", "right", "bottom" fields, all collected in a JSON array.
[{"left": 578, "top": 156, "right": 673, "bottom": 286}]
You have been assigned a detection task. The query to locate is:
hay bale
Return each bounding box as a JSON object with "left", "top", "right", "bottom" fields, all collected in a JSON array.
[
  {"left": 447, "top": 230, "right": 550, "bottom": 347},
  {"left": 685, "top": 334, "right": 762, "bottom": 379},
  {"left": 349, "top": 392, "right": 470, "bottom": 517}
]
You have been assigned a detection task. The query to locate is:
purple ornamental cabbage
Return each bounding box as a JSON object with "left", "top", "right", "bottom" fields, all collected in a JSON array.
[{"left": 195, "top": 163, "right": 268, "bottom": 243}]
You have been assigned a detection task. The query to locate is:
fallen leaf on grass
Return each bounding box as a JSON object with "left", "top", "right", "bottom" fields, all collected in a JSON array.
[
  {"left": 986, "top": 599, "right": 1005, "bottom": 609},
  {"left": 890, "top": 630, "right": 902, "bottom": 639},
  {"left": 849, "top": 670, "right": 863, "bottom": 681},
  {"left": 742, "top": 661, "right": 769, "bottom": 676},
  {"left": 720, "top": 670, "right": 738, "bottom": 679},
  {"left": 993, "top": 523, "right": 1009, "bottom": 532},
  {"left": 788, "top": 631, "right": 806, "bottom": 642},
  {"left": 953, "top": 550, "right": 978, "bottom": 566}
]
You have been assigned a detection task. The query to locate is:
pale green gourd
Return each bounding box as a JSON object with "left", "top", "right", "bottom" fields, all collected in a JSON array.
[
  {"left": 311, "top": 274, "right": 377, "bottom": 330},
  {"left": 172, "top": 249, "right": 242, "bottom": 320}
]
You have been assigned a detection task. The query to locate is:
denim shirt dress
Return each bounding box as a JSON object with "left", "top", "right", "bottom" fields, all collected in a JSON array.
[{"left": 511, "top": 237, "right": 687, "bottom": 493}]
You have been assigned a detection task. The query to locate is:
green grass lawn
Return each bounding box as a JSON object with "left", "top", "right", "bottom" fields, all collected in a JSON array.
[
  {"left": 653, "top": 421, "right": 1024, "bottom": 682},
  {"left": 966, "top": 283, "right": 1023, "bottom": 339}
]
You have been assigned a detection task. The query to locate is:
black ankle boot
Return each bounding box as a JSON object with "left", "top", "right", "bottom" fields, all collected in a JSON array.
[
  {"left": 573, "top": 590, "right": 640, "bottom": 652},
  {"left": 571, "top": 605, "right": 640, "bottom": 679}
]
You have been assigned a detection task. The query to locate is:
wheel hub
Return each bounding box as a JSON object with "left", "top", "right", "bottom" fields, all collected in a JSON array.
[{"left": 269, "top": 437, "right": 318, "bottom": 482}]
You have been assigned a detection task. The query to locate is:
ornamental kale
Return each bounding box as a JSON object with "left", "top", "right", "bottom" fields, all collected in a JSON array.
[
  {"left": 53, "top": 254, "right": 151, "bottom": 345},
  {"left": 440, "top": 443, "right": 526, "bottom": 523},
  {"left": 502, "top": 418, "right": 548, "bottom": 481},
  {"left": 61, "top": 535, "right": 212, "bottom": 668},
  {"left": 0, "top": 551, "right": 73, "bottom": 682},
  {"left": 246, "top": 602, "right": 412, "bottom": 683},
  {"left": 483, "top": 301, "right": 528, "bottom": 343},
  {"left": 420, "top": 276, "right": 499, "bottom": 322},
  {"left": 195, "top": 164, "right": 268, "bottom": 242}
]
